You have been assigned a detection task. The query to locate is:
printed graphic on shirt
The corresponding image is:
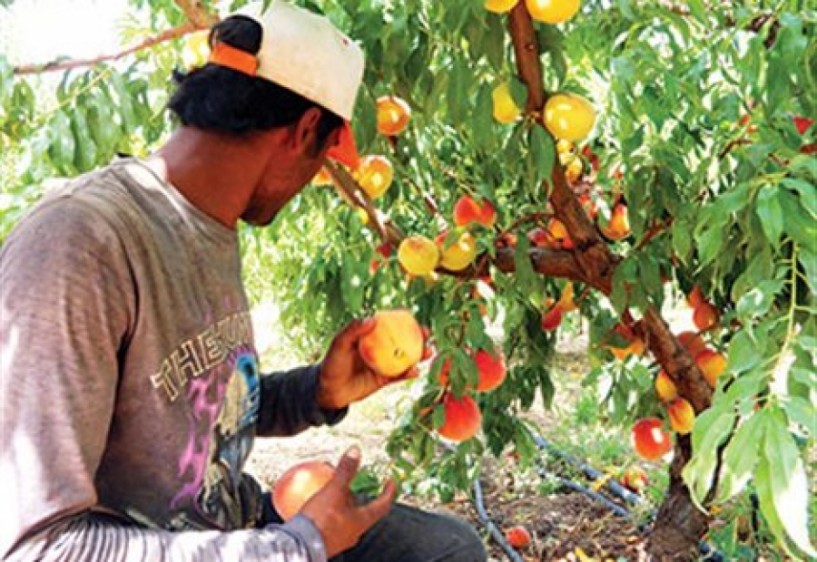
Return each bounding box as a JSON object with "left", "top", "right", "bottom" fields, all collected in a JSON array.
[
  {"left": 150, "top": 312, "right": 254, "bottom": 402},
  {"left": 153, "top": 311, "right": 260, "bottom": 530}
]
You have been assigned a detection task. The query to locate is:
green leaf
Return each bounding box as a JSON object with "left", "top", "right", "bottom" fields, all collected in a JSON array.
[
  {"left": 755, "top": 185, "right": 783, "bottom": 245},
  {"left": 782, "top": 178, "right": 817, "bottom": 220},
  {"left": 717, "top": 411, "right": 765, "bottom": 501},
  {"left": 784, "top": 396, "right": 817, "bottom": 437},
  {"left": 735, "top": 280, "right": 784, "bottom": 322},
  {"left": 761, "top": 408, "right": 817, "bottom": 557},
  {"left": 779, "top": 189, "right": 817, "bottom": 253},
  {"left": 530, "top": 126, "right": 555, "bottom": 186},
  {"left": 727, "top": 329, "right": 762, "bottom": 374},
  {"left": 684, "top": 407, "right": 736, "bottom": 503}
]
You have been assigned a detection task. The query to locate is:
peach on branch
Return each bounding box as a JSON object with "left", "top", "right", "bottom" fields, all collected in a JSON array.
[
  {"left": 436, "top": 231, "right": 477, "bottom": 271},
  {"left": 631, "top": 417, "right": 673, "bottom": 461},
  {"left": 473, "top": 348, "right": 507, "bottom": 392},
  {"left": 525, "top": 0, "right": 580, "bottom": 24},
  {"left": 354, "top": 155, "right": 393, "bottom": 199},
  {"left": 311, "top": 166, "right": 333, "bottom": 186},
  {"left": 678, "top": 331, "right": 707, "bottom": 358},
  {"left": 453, "top": 195, "right": 497, "bottom": 228},
  {"left": 600, "top": 202, "right": 630, "bottom": 241},
  {"left": 358, "top": 309, "right": 424, "bottom": 377},
  {"left": 693, "top": 301, "right": 719, "bottom": 331},
  {"left": 655, "top": 370, "right": 678, "bottom": 403},
  {"left": 667, "top": 397, "right": 695, "bottom": 435},
  {"left": 540, "top": 306, "right": 563, "bottom": 332},
  {"left": 492, "top": 82, "right": 522, "bottom": 124},
  {"left": 376, "top": 95, "right": 411, "bottom": 136},
  {"left": 272, "top": 460, "right": 335, "bottom": 521},
  {"left": 437, "top": 393, "right": 482, "bottom": 442},
  {"left": 485, "top": 0, "right": 519, "bottom": 13},
  {"left": 397, "top": 235, "right": 439, "bottom": 276},
  {"left": 543, "top": 92, "right": 596, "bottom": 142},
  {"left": 695, "top": 348, "right": 726, "bottom": 388}
]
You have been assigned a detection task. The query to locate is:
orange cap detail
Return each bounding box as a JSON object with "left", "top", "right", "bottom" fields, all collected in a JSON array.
[
  {"left": 208, "top": 41, "right": 258, "bottom": 76},
  {"left": 326, "top": 121, "right": 360, "bottom": 168}
]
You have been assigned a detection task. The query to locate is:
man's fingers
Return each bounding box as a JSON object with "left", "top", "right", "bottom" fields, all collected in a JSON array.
[
  {"left": 333, "top": 446, "right": 362, "bottom": 486},
  {"left": 334, "top": 317, "right": 376, "bottom": 351},
  {"left": 358, "top": 479, "right": 397, "bottom": 527}
]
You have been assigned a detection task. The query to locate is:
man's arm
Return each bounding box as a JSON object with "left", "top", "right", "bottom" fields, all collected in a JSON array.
[
  {"left": 254, "top": 364, "right": 347, "bottom": 437},
  {"left": 7, "top": 512, "right": 327, "bottom": 562},
  {"left": 0, "top": 197, "right": 328, "bottom": 561}
]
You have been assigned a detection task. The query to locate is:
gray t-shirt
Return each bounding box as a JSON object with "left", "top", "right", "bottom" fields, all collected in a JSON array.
[{"left": 0, "top": 159, "right": 344, "bottom": 561}]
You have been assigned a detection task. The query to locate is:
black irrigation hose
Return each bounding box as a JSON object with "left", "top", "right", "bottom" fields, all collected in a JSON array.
[
  {"left": 532, "top": 432, "right": 724, "bottom": 562},
  {"left": 472, "top": 478, "right": 526, "bottom": 562},
  {"left": 534, "top": 464, "right": 631, "bottom": 518},
  {"left": 533, "top": 434, "right": 642, "bottom": 506}
]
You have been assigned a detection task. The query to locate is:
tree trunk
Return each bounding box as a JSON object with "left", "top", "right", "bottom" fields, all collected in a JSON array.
[{"left": 646, "top": 436, "right": 711, "bottom": 560}]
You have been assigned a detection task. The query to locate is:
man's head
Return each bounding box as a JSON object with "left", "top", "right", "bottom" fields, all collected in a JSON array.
[{"left": 166, "top": 1, "right": 364, "bottom": 223}]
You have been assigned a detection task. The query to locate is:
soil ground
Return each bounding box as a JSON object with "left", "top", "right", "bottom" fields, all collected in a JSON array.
[{"left": 246, "top": 302, "right": 653, "bottom": 561}]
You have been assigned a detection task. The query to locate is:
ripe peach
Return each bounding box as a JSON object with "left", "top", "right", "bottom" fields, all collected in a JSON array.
[
  {"left": 473, "top": 349, "right": 507, "bottom": 392},
  {"left": 359, "top": 309, "right": 424, "bottom": 377},
  {"left": 695, "top": 348, "right": 726, "bottom": 388},
  {"left": 678, "top": 331, "right": 707, "bottom": 358},
  {"left": 793, "top": 116, "right": 814, "bottom": 135},
  {"left": 354, "top": 155, "right": 393, "bottom": 199},
  {"left": 601, "top": 202, "right": 630, "bottom": 241},
  {"left": 376, "top": 95, "right": 411, "bottom": 136},
  {"left": 369, "top": 242, "right": 392, "bottom": 275},
  {"left": 527, "top": 226, "right": 549, "bottom": 248},
  {"left": 504, "top": 525, "right": 532, "bottom": 549},
  {"left": 620, "top": 465, "right": 648, "bottom": 493},
  {"left": 547, "top": 218, "right": 574, "bottom": 249},
  {"left": 560, "top": 153, "right": 583, "bottom": 183},
  {"left": 693, "top": 302, "right": 719, "bottom": 331},
  {"left": 453, "top": 195, "right": 497, "bottom": 228},
  {"left": 631, "top": 417, "right": 673, "bottom": 461},
  {"left": 608, "top": 323, "right": 645, "bottom": 360},
  {"left": 485, "top": 0, "right": 519, "bottom": 13},
  {"left": 492, "top": 82, "right": 522, "bottom": 124},
  {"left": 540, "top": 306, "right": 562, "bottom": 332},
  {"left": 667, "top": 397, "right": 695, "bottom": 435},
  {"left": 437, "top": 393, "right": 482, "bottom": 442},
  {"left": 525, "top": 0, "right": 580, "bottom": 24},
  {"left": 272, "top": 460, "right": 335, "bottom": 521},
  {"left": 655, "top": 370, "right": 678, "bottom": 403},
  {"left": 556, "top": 281, "right": 578, "bottom": 312},
  {"left": 311, "top": 166, "right": 333, "bottom": 186},
  {"left": 686, "top": 285, "right": 704, "bottom": 309},
  {"left": 436, "top": 231, "right": 477, "bottom": 271},
  {"left": 398, "top": 235, "right": 439, "bottom": 276},
  {"left": 543, "top": 92, "right": 596, "bottom": 141}
]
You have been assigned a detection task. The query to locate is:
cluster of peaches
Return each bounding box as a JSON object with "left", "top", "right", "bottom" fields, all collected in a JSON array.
[{"left": 628, "top": 286, "right": 727, "bottom": 462}]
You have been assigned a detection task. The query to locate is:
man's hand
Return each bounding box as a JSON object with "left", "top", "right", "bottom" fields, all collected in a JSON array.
[
  {"left": 316, "top": 317, "right": 423, "bottom": 410},
  {"left": 299, "top": 447, "right": 396, "bottom": 558}
]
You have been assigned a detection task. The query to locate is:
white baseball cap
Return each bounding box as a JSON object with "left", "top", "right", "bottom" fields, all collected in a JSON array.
[{"left": 208, "top": 0, "right": 364, "bottom": 167}]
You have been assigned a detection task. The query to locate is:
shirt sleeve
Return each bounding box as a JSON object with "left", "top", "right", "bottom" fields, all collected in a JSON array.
[
  {"left": 255, "top": 364, "right": 347, "bottom": 437},
  {"left": 0, "top": 196, "right": 135, "bottom": 557},
  {"left": 6, "top": 512, "right": 328, "bottom": 562}
]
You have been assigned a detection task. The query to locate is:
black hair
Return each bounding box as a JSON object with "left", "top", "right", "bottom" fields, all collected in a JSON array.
[{"left": 168, "top": 15, "right": 343, "bottom": 146}]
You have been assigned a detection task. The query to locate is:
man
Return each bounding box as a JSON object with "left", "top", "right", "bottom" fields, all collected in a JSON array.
[{"left": 0, "top": 2, "right": 487, "bottom": 560}]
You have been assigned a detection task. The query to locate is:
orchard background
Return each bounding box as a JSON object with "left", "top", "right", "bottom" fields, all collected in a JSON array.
[{"left": 1, "top": 0, "right": 815, "bottom": 559}]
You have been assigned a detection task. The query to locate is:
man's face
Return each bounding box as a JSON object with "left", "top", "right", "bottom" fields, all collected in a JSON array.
[{"left": 242, "top": 115, "right": 339, "bottom": 226}]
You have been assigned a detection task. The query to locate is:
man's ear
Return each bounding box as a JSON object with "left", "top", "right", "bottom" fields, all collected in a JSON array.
[{"left": 292, "top": 107, "right": 323, "bottom": 155}]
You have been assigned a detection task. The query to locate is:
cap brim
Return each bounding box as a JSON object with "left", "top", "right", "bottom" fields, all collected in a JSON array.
[{"left": 326, "top": 121, "right": 360, "bottom": 168}]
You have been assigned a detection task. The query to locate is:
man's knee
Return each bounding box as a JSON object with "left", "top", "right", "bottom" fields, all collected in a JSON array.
[{"left": 432, "top": 512, "right": 487, "bottom": 562}]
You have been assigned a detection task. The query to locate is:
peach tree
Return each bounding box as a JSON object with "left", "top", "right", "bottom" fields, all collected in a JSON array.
[{"left": 1, "top": 0, "right": 814, "bottom": 558}]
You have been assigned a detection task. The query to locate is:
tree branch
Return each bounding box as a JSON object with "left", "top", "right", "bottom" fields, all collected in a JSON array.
[
  {"left": 13, "top": 23, "right": 203, "bottom": 75},
  {"left": 12, "top": 0, "right": 219, "bottom": 75}
]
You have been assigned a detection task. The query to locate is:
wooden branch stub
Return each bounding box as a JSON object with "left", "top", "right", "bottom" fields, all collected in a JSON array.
[{"left": 508, "top": 4, "right": 546, "bottom": 112}]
